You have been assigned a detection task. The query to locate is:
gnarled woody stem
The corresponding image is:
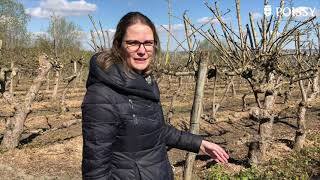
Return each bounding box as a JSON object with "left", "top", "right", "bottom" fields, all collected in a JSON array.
[{"left": 1, "top": 54, "right": 53, "bottom": 149}]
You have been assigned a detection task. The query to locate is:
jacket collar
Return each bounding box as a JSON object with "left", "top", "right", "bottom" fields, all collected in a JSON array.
[{"left": 86, "top": 53, "right": 160, "bottom": 102}]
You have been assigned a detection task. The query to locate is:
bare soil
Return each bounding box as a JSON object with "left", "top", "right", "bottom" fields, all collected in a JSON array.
[{"left": 0, "top": 77, "right": 319, "bottom": 179}]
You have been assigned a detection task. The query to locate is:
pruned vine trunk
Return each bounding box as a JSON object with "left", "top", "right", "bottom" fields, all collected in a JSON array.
[
  {"left": 293, "top": 28, "right": 319, "bottom": 149},
  {"left": 249, "top": 88, "right": 276, "bottom": 164},
  {"left": 0, "top": 40, "right": 3, "bottom": 93},
  {"left": 1, "top": 54, "right": 52, "bottom": 149},
  {"left": 294, "top": 101, "right": 307, "bottom": 150},
  {"left": 52, "top": 70, "right": 60, "bottom": 101},
  {"left": 211, "top": 74, "right": 219, "bottom": 122},
  {"left": 309, "top": 71, "right": 319, "bottom": 100},
  {"left": 78, "top": 62, "right": 84, "bottom": 84},
  {"left": 259, "top": 113, "right": 274, "bottom": 155},
  {"left": 46, "top": 72, "right": 50, "bottom": 91},
  {"left": 294, "top": 78, "right": 307, "bottom": 150},
  {"left": 0, "top": 70, "right": 7, "bottom": 94},
  {"left": 60, "top": 74, "right": 78, "bottom": 113},
  {"left": 9, "top": 61, "right": 15, "bottom": 94},
  {"left": 231, "top": 77, "right": 236, "bottom": 97},
  {"left": 183, "top": 52, "right": 208, "bottom": 180},
  {"left": 242, "top": 93, "right": 248, "bottom": 111},
  {"left": 166, "top": 77, "right": 182, "bottom": 124},
  {"left": 72, "top": 60, "right": 78, "bottom": 89}
]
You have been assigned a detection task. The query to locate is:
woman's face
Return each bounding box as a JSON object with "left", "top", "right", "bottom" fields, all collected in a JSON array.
[{"left": 123, "top": 22, "right": 155, "bottom": 73}]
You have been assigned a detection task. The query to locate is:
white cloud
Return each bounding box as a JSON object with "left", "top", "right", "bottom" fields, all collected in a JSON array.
[
  {"left": 250, "top": 12, "right": 263, "bottom": 19},
  {"left": 107, "top": 28, "right": 116, "bottom": 33},
  {"left": 157, "top": 23, "right": 184, "bottom": 33},
  {"left": 88, "top": 29, "right": 115, "bottom": 39},
  {"left": 85, "top": 29, "right": 116, "bottom": 50},
  {"left": 197, "top": 17, "right": 219, "bottom": 24},
  {"left": 75, "top": 30, "right": 87, "bottom": 39},
  {"left": 31, "top": 31, "right": 49, "bottom": 37},
  {"left": 26, "top": 0, "right": 97, "bottom": 18}
]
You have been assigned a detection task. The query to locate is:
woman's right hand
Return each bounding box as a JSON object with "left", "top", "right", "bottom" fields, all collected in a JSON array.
[{"left": 199, "top": 140, "right": 229, "bottom": 163}]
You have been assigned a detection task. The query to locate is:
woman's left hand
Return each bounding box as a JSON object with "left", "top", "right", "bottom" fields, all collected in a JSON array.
[{"left": 199, "top": 140, "right": 229, "bottom": 163}]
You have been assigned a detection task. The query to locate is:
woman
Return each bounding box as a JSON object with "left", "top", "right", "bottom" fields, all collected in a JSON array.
[{"left": 82, "top": 12, "right": 229, "bottom": 180}]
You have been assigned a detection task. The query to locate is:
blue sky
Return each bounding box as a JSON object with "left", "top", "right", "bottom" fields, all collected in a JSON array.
[{"left": 19, "top": 0, "right": 320, "bottom": 50}]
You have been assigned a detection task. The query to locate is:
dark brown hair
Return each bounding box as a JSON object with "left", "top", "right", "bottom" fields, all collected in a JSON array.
[{"left": 97, "top": 12, "right": 160, "bottom": 75}]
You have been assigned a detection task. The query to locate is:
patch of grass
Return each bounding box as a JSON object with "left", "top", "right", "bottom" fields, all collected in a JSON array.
[
  {"left": 234, "top": 165, "right": 261, "bottom": 179},
  {"left": 261, "top": 141, "right": 320, "bottom": 179},
  {"left": 205, "top": 141, "right": 320, "bottom": 179},
  {"left": 278, "top": 133, "right": 320, "bottom": 177},
  {"left": 205, "top": 164, "right": 261, "bottom": 180},
  {"left": 205, "top": 164, "right": 229, "bottom": 180}
]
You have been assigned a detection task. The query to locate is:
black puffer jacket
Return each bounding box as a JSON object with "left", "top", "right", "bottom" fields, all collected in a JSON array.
[{"left": 82, "top": 54, "right": 203, "bottom": 180}]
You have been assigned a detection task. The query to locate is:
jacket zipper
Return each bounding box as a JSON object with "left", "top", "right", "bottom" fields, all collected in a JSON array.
[{"left": 129, "top": 99, "right": 138, "bottom": 125}]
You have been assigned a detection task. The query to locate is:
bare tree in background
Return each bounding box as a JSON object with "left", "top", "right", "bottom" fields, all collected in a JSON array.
[
  {"left": 293, "top": 25, "right": 320, "bottom": 150},
  {"left": 88, "top": 15, "right": 111, "bottom": 52},
  {"left": 182, "top": 0, "right": 318, "bottom": 164}
]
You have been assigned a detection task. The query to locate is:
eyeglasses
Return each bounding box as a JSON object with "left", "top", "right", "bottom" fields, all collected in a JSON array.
[{"left": 124, "top": 40, "right": 155, "bottom": 52}]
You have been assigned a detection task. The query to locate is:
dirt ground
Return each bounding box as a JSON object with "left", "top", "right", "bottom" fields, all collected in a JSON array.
[{"left": 0, "top": 77, "right": 319, "bottom": 179}]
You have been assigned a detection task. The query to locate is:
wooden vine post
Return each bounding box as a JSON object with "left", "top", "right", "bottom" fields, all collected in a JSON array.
[{"left": 183, "top": 51, "right": 208, "bottom": 180}]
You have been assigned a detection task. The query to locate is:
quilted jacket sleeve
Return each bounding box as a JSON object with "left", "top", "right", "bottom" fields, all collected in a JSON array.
[
  {"left": 82, "top": 83, "right": 120, "bottom": 180},
  {"left": 161, "top": 124, "right": 204, "bottom": 153}
]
